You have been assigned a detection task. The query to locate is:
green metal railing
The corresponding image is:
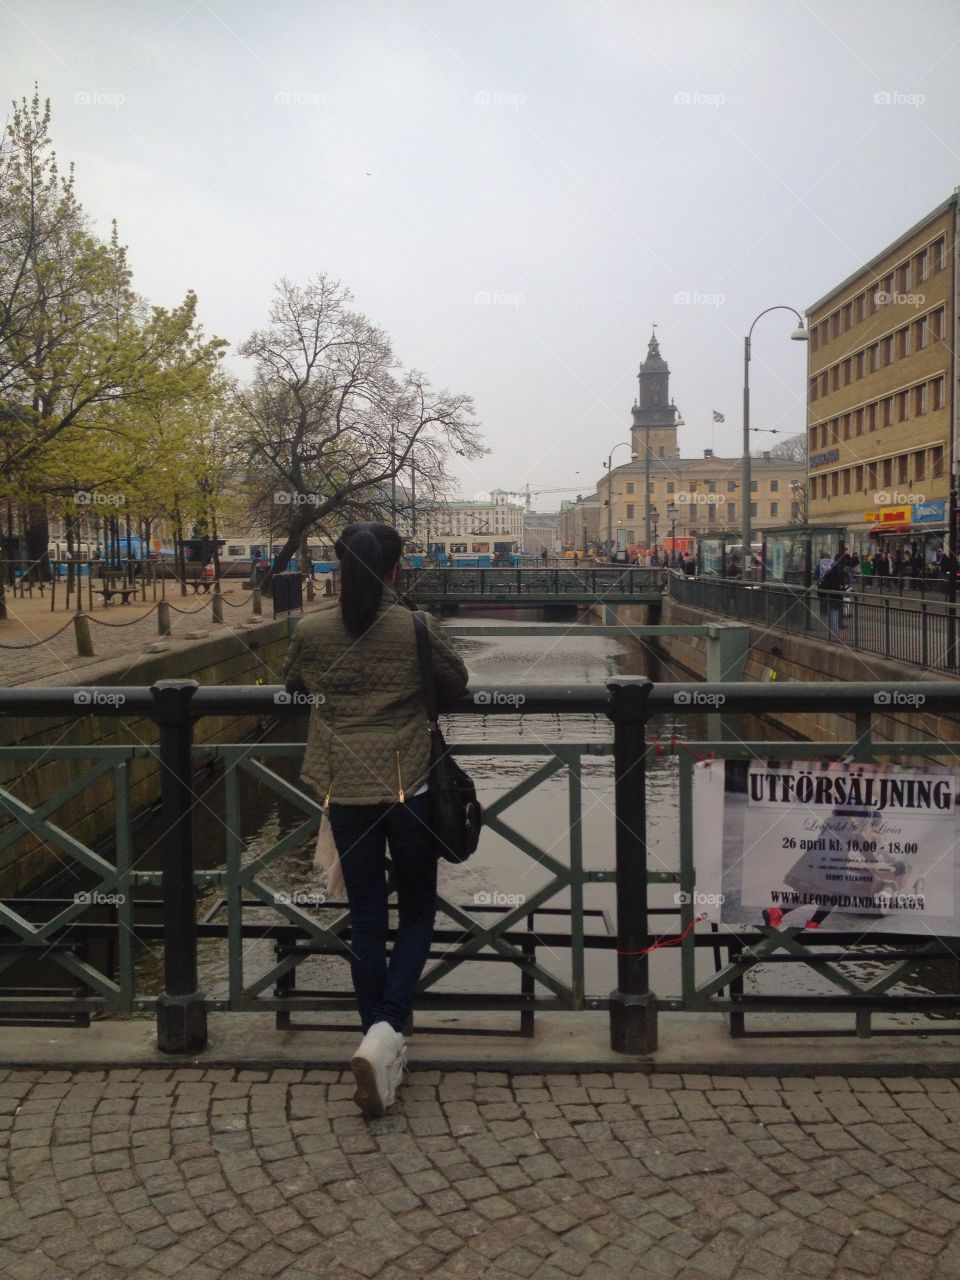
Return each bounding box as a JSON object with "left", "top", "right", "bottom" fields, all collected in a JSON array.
[
  {"left": 2, "top": 680, "right": 960, "bottom": 1053},
  {"left": 398, "top": 565, "right": 665, "bottom": 604}
]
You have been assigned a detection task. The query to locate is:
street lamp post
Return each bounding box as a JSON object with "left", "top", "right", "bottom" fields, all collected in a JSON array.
[
  {"left": 605, "top": 441, "right": 635, "bottom": 560},
  {"left": 742, "top": 307, "right": 809, "bottom": 571},
  {"left": 667, "top": 501, "right": 678, "bottom": 562},
  {"left": 649, "top": 508, "right": 659, "bottom": 563}
]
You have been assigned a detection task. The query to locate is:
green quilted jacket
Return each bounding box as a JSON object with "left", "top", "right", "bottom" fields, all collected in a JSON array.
[{"left": 281, "top": 587, "right": 470, "bottom": 805}]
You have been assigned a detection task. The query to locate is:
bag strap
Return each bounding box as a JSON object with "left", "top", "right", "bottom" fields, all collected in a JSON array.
[{"left": 413, "top": 610, "right": 440, "bottom": 725}]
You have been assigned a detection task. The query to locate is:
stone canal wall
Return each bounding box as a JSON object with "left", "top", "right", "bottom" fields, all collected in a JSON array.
[
  {"left": 606, "top": 596, "right": 960, "bottom": 754},
  {"left": 0, "top": 616, "right": 303, "bottom": 894}
]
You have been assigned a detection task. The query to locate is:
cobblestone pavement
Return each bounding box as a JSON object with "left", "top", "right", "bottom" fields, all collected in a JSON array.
[{"left": 3, "top": 1069, "right": 960, "bottom": 1280}]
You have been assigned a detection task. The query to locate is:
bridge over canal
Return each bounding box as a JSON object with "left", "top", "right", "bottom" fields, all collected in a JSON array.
[{"left": 397, "top": 565, "right": 665, "bottom": 608}]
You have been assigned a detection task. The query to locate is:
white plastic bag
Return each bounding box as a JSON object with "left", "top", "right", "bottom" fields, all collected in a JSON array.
[{"left": 313, "top": 802, "right": 345, "bottom": 898}]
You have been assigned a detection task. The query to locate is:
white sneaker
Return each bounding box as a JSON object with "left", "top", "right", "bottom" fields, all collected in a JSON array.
[{"left": 351, "top": 1021, "right": 404, "bottom": 1116}]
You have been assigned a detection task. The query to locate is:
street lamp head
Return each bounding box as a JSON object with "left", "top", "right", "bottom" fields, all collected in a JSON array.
[{"left": 790, "top": 325, "right": 809, "bottom": 341}]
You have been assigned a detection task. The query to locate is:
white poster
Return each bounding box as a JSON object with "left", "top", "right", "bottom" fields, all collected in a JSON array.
[{"left": 694, "top": 759, "right": 960, "bottom": 935}]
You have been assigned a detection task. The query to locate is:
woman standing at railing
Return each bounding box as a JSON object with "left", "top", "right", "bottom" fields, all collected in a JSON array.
[{"left": 282, "top": 521, "right": 469, "bottom": 1117}]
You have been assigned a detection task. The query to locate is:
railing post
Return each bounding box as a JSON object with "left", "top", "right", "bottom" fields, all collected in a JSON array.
[
  {"left": 158, "top": 600, "right": 171, "bottom": 636},
  {"left": 605, "top": 679, "right": 657, "bottom": 1054},
  {"left": 151, "top": 679, "right": 207, "bottom": 1053},
  {"left": 73, "top": 611, "right": 94, "bottom": 657},
  {"left": 212, "top": 581, "right": 224, "bottom": 624},
  {"left": 252, "top": 587, "right": 263, "bottom": 616}
]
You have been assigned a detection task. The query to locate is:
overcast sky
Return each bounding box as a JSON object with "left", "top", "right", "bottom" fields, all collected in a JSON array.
[{"left": 4, "top": 0, "right": 959, "bottom": 508}]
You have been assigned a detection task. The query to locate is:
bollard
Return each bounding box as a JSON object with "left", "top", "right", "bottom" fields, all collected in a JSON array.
[
  {"left": 252, "top": 587, "right": 263, "bottom": 616},
  {"left": 158, "top": 600, "right": 171, "bottom": 636},
  {"left": 151, "top": 679, "right": 207, "bottom": 1054},
  {"left": 306, "top": 576, "right": 315, "bottom": 602},
  {"left": 605, "top": 679, "right": 658, "bottom": 1054},
  {"left": 212, "top": 582, "right": 224, "bottom": 624},
  {"left": 73, "top": 611, "right": 94, "bottom": 657}
]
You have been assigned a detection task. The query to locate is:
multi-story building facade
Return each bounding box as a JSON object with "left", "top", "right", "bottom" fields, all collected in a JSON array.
[
  {"left": 806, "top": 192, "right": 959, "bottom": 552},
  {"left": 572, "top": 332, "right": 804, "bottom": 553},
  {"left": 421, "top": 489, "right": 524, "bottom": 550}
]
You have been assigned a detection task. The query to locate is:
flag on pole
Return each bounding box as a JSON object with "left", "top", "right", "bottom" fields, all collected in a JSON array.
[{"left": 712, "top": 410, "right": 725, "bottom": 423}]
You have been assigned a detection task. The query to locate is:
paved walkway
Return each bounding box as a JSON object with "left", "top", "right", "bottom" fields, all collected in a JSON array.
[{"left": 2, "top": 1067, "right": 960, "bottom": 1280}]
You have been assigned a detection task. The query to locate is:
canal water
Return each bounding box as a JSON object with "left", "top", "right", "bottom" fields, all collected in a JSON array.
[{"left": 26, "top": 607, "right": 956, "bottom": 1032}]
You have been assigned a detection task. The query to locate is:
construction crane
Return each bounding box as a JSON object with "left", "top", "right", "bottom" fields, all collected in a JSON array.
[{"left": 503, "top": 483, "right": 586, "bottom": 512}]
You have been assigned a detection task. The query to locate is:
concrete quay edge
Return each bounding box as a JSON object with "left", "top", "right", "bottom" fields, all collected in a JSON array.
[{"left": 2, "top": 1010, "right": 958, "bottom": 1077}]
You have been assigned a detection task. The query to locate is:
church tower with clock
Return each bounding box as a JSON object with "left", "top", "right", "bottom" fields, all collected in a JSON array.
[{"left": 631, "top": 327, "right": 680, "bottom": 461}]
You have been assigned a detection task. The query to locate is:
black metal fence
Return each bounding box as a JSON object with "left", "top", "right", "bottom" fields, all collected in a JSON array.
[{"left": 671, "top": 573, "right": 960, "bottom": 672}]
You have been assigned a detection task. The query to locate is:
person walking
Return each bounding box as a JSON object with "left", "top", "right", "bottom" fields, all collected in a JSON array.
[{"left": 282, "top": 522, "right": 469, "bottom": 1117}]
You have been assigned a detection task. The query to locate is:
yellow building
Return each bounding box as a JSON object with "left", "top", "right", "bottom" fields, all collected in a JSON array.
[
  {"left": 806, "top": 192, "right": 958, "bottom": 553},
  {"left": 579, "top": 332, "right": 805, "bottom": 554}
]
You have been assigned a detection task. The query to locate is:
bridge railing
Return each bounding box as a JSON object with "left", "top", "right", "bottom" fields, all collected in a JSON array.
[
  {"left": 398, "top": 565, "right": 666, "bottom": 598},
  {"left": 2, "top": 680, "right": 960, "bottom": 1054},
  {"left": 670, "top": 571, "right": 960, "bottom": 672}
]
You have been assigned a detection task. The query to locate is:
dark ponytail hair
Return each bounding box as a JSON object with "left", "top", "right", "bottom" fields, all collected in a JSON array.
[{"left": 335, "top": 522, "right": 403, "bottom": 636}]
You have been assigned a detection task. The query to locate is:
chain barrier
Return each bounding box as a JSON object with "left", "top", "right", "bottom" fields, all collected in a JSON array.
[
  {"left": 86, "top": 603, "right": 160, "bottom": 628},
  {"left": 0, "top": 616, "right": 77, "bottom": 649},
  {"left": 219, "top": 592, "right": 255, "bottom": 608},
  {"left": 166, "top": 599, "right": 213, "bottom": 615}
]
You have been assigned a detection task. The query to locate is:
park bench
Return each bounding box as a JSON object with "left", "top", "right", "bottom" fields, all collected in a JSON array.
[{"left": 94, "top": 586, "right": 138, "bottom": 606}]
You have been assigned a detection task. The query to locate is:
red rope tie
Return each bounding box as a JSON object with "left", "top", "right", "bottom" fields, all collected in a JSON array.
[{"left": 618, "top": 913, "right": 707, "bottom": 956}]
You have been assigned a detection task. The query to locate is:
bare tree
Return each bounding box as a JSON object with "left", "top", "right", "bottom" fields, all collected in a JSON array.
[
  {"left": 236, "top": 275, "right": 485, "bottom": 577},
  {"left": 764, "top": 432, "right": 807, "bottom": 464}
]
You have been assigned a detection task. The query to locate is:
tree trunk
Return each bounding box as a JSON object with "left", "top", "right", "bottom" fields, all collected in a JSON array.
[{"left": 25, "top": 504, "right": 50, "bottom": 582}]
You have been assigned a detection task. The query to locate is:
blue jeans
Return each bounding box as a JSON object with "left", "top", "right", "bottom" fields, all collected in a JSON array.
[{"left": 327, "top": 792, "right": 437, "bottom": 1034}]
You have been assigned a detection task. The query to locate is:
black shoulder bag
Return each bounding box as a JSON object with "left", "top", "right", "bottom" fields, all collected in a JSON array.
[{"left": 412, "top": 611, "right": 482, "bottom": 862}]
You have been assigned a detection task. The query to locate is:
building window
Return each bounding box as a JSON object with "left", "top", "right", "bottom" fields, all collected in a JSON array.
[
  {"left": 831, "top": 419, "right": 840, "bottom": 444},
  {"left": 811, "top": 327, "right": 819, "bottom": 353},
  {"left": 881, "top": 398, "right": 893, "bottom": 428},
  {"left": 854, "top": 408, "right": 864, "bottom": 435},
  {"left": 881, "top": 335, "right": 894, "bottom": 366},
  {"left": 707, "top": 480, "right": 716, "bottom": 493},
  {"left": 625, "top": 530, "right": 635, "bottom": 542},
  {"left": 914, "top": 450, "right": 926, "bottom": 482},
  {"left": 914, "top": 384, "right": 927, "bottom": 417},
  {"left": 842, "top": 302, "right": 853, "bottom": 330},
  {"left": 831, "top": 472, "right": 839, "bottom": 497},
  {"left": 882, "top": 458, "right": 893, "bottom": 487},
  {"left": 867, "top": 463, "right": 878, "bottom": 491},
  {"left": 749, "top": 501, "right": 757, "bottom": 517},
  {"left": 809, "top": 375, "right": 819, "bottom": 402},
  {"left": 896, "top": 327, "right": 909, "bottom": 360},
  {"left": 831, "top": 312, "right": 840, "bottom": 339},
  {"left": 750, "top": 480, "right": 758, "bottom": 493},
  {"left": 854, "top": 465, "right": 863, "bottom": 491},
  {"left": 819, "top": 371, "right": 828, "bottom": 397},
  {"left": 932, "top": 377, "right": 945, "bottom": 411},
  {"left": 658, "top": 446, "right": 665, "bottom": 458},
  {"left": 727, "top": 480, "right": 737, "bottom": 492},
  {"left": 626, "top": 504, "right": 634, "bottom": 520},
  {"left": 842, "top": 359, "right": 852, "bottom": 386},
  {"left": 842, "top": 414, "right": 851, "bottom": 440},
  {"left": 915, "top": 318, "right": 928, "bottom": 349},
  {"left": 932, "top": 445, "right": 945, "bottom": 478},
  {"left": 896, "top": 390, "right": 909, "bottom": 422},
  {"left": 855, "top": 351, "right": 864, "bottom": 379},
  {"left": 867, "top": 344, "right": 878, "bottom": 373},
  {"left": 867, "top": 403, "right": 877, "bottom": 432},
  {"left": 895, "top": 262, "right": 910, "bottom": 293},
  {"left": 931, "top": 307, "right": 946, "bottom": 340},
  {"left": 727, "top": 502, "right": 736, "bottom": 520},
  {"left": 897, "top": 455, "right": 908, "bottom": 484},
  {"left": 842, "top": 472, "right": 850, "bottom": 496},
  {"left": 770, "top": 479, "right": 778, "bottom": 492},
  {"left": 830, "top": 366, "right": 840, "bottom": 393},
  {"left": 770, "top": 501, "right": 779, "bottom": 516},
  {"left": 915, "top": 248, "right": 928, "bottom": 282},
  {"left": 626, "top": 482, "right": 634, "bottom": 494},
  {"left": 854, "top": 294, "right": 865, "bottom": 323},
  {"left": 667, "top": 481, "right": 675, "bottom": 494},
  {"left": 932, "top": 236, "right": 946, "bottom": 272},
  {"left": 689, "top": 506, "right": 697, "bottom": 523},
  {"left": 647, "top": 482, "right": 654, "bottom": 494}
]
